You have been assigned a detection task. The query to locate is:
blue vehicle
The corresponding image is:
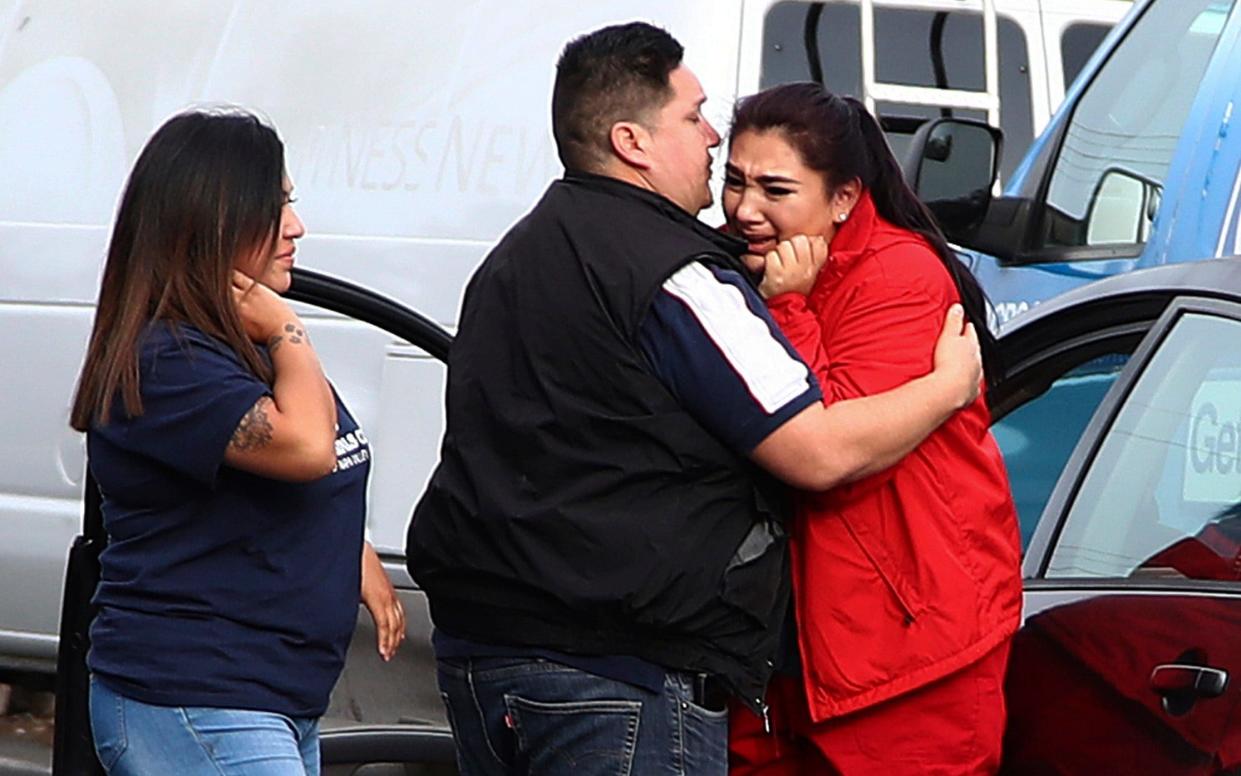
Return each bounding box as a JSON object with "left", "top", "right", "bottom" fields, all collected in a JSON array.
[{"left": 906, "top": 0, "right": 1241, "bottom": 324}]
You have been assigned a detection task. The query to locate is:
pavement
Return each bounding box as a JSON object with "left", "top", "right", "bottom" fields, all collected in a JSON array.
[
  {"left": 0, "top": 733, "right": 48, "bottom": 776},
  {"left": 0, "top": 685, "right": 52, "bottom": 776}
]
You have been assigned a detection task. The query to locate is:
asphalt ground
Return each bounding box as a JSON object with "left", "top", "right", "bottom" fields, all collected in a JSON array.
[
  {"left": 0, "top": 718, "right": 50, "bottom": 775},
  {"left": 0, "top": 685, "right": 52, "bottom": 775}
]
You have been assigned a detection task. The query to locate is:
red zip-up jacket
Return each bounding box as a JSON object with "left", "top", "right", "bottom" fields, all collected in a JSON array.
[{"left": 765, "top": 192, "right": 1023, "bottom": 721}]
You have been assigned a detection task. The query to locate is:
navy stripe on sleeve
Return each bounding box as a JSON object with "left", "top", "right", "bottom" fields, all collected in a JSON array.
[{"left": 638, "top": 262, "right": 821, "bottom": 454}]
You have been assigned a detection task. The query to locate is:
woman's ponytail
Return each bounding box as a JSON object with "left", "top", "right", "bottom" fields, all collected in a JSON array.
[{"left": 843, "top": 95, "right": 1001, "bottom": 389}]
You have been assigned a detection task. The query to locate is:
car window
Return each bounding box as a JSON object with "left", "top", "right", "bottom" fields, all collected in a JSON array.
[
  {"left": 993, "top": 353, "right": 1130, "bottom": 549},
  {"left": 1048, "top": 312, "right": 1241, "bottom": 581},
  {"left": 1036, "top": 0, "right": 1234, "bottom": 255},
  {"left": 758, "top": 2, "right": 1033, "bottom": 182}
]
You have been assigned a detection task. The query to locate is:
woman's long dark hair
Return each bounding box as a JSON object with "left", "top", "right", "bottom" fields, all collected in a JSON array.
[
  {"left": 70, "top": 109, "right": 285, "bottom": 430},
  {"left": 730, "top": 82, "right": 1000, "bottom": 388}
]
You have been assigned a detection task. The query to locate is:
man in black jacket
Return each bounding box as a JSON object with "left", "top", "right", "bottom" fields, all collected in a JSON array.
[{"left": 408, "top": 22, "right": 982, "bottom": 775}]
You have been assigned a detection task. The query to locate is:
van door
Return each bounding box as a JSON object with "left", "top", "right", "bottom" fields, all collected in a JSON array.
[
  {"left": 741, "top": 0, "right": 1042, "bottom": 182},
  {"left": 0, "top": 0, "right": 746, "bottom": 677}
]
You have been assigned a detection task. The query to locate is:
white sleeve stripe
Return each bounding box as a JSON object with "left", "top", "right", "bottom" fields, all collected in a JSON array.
[{"left": 662, "top": 263, "right": 811, "bottom": 414}]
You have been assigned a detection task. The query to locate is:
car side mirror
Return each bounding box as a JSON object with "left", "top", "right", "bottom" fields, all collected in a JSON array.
[
  {"left": 1085, "top": 167, "right": 1162, "bottom": 245},
  {"left": 903, "top": 118, "right": 1003, "bottom": 242}
]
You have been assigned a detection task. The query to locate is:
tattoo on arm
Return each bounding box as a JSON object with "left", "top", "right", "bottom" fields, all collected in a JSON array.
[
  {"left": 267, "top": 324, "right": 307, "bottom": 355},
  {"left": 229, "top": 397, "right": 274, "bottom": 452},
  {"left": 283, "top": 322, "right": 305, "bottom": 345}
]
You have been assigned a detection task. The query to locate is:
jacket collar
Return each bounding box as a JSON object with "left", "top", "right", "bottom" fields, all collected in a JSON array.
[
  {"left": 823, "top": 189, "right": 879, "bottom": 280},
  {"left": 816, "top": 189, "right": 927, "bottom": 293},
  {"left": 561, "top": 169, "right": 747, "bottom": 259}
]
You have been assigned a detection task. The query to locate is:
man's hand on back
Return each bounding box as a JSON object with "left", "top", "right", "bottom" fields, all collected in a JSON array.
[{"left": 930, "top": 304, "right": 982, "bottom": 410}]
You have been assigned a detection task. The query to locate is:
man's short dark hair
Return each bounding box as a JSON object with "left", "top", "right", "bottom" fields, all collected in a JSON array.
[{"left": 552, "top": 22, "right": 684, "bottom": 172}]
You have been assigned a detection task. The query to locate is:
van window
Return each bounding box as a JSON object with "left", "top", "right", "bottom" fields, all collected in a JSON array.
[
  {"left": 1036, "top": 0, "right": 1235, "bottom": 256},
  {"left": 1060, "top": 22, "right": 1112, "bottom": 89},
  {"left": 759, "top": 1, "right": 1033, "bottom": 182}
]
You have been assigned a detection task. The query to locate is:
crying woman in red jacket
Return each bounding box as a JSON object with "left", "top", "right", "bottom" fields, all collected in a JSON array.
[{"left": 722, "top": 82, "right": 1023, "bottom": 775}]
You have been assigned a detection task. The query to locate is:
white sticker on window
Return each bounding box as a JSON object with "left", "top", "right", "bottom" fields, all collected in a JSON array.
[{"left": 1184, "top": 380, "right": 1241, "bottom": 502}]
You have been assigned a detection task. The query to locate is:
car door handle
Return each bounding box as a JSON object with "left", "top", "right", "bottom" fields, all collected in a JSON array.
[{"left": 1149, "top": 663, "right": 1229, "bottom": 700}]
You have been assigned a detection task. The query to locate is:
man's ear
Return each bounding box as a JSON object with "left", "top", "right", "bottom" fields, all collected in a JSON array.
[{"left": 610, "top": 121, "right": 654, "bottom": 170}]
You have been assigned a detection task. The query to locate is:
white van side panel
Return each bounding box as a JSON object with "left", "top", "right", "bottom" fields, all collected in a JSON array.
[{"left": 0, "top": 0, "right": 745, "bottom": 667}]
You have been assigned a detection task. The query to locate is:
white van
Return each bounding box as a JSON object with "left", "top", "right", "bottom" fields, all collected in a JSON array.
[
  {"left": 743, "top": 0, "right": 1131, "bottom": 180},
  {"left": 0, "top": 0, "right": 1127, "bottom": 729}
]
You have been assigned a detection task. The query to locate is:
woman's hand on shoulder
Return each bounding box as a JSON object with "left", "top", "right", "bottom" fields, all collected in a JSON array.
[
  {"left": 232, "top": 271, "right": 300, "bottom": 345},
  {"left": 225, "top": 271, "right": 336, "bottom": 482},
  {"left": 757, "top": 235, "right": 828, "bottom": 299}
]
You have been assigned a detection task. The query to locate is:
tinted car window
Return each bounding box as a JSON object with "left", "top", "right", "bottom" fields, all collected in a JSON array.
[
  {"left": 993, "top": 353, "right": 1129, "bottom": 549},
  {"left": 1049, "top": 312, "right": 1241, "bottom": 581}
]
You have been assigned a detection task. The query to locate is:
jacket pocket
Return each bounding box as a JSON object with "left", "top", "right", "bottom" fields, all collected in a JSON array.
[
  {"left": 719, "top": 519, "right": 789, "bottom": 628},
  {"left": 840, "top": 515, "right": 923, "bottom": 624}
]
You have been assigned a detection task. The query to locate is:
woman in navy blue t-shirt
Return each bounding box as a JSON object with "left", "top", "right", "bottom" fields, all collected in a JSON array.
[{"left": 69, "top": 109, "right": 404, "bottom": 775}]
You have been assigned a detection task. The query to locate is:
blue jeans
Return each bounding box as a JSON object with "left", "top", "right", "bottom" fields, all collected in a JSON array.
[
  {"left": 436, "top": 657, "right": 728, "bottom": 775},
  {"left": 89, "top": 676, "right": 320, "bottom": 775}
]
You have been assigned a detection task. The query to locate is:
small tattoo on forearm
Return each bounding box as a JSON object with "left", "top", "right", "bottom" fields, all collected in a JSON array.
[
  {"left": 267, "top": 334, "right": 284, "bottom": 353},
  {"left": 229, "top": 397, "right": 274, "bottom": 452},
  {"left": 283, "top": 322, "right": 305, "bottom": 345}
]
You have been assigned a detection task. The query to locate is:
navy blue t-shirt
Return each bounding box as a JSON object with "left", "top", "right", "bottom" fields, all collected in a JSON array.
[{"left": 87, "top": 323, "right": 370, "bottom": 718}]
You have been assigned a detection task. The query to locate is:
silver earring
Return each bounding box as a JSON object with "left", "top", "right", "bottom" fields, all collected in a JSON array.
[{"left": 837, "top": 212, "right": 848, "bottom": 223}]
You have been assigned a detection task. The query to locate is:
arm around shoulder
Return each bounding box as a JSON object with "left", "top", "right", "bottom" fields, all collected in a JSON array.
[{"left": 750, "top": 304, "right": 980, "bottom": 491}]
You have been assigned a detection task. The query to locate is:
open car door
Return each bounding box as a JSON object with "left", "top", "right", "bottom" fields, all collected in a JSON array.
[{"left": 991, "top": 262, "right": 1241, "bottom": 774}]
